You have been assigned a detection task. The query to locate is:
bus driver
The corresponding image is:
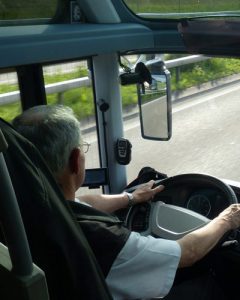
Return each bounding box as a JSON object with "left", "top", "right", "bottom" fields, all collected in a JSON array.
[{"left": 13, "top": 104, "right": 240, "bottom": 300}]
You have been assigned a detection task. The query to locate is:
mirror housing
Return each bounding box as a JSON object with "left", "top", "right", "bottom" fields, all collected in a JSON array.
[
  {"left": 120, "top": 62, "right": 152, "bottom": 86},
  {"left": 137, "top": 61, "right": 172, "bottom": 141}
]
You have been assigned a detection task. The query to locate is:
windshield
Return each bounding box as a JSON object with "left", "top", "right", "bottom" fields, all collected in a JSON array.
[
  {"left": 122, "top": 54, "right": 240, "bottom": 183},
  {"left": 0, "top": 0, "right": 58, "bottom": 23},
  {"left": 123, "top": 0, "right": 240, "bottom": 19}
]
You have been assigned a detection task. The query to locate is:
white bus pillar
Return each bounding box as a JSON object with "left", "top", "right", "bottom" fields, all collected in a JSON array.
[{"left": 92, "top": 53, "right": 127, "bottom": 193}]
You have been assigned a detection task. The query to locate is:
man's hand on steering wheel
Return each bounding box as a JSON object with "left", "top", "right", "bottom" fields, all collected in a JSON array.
[
  {"left": 217, "top": 204, "right": 240, "bottom": 231},
  {"left": 131, "top": 180, "right": 164, "bottom": 205}
]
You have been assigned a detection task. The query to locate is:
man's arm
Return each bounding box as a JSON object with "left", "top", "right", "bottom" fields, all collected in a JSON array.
[
  {"left": 78, "top": 180, "right": 164, "bottom": 213},
  {"left": 177, "top": 203, "right": 240, "bottom": 267}
]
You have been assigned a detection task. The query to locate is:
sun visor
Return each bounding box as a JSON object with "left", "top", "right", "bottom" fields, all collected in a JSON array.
[{"left": 178, "top": 19, "right": 240, "bottom": 57}]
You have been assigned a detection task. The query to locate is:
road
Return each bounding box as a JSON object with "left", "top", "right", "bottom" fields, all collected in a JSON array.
[{"left": 124, "top": 80, "right": 240, "bottom": 182}]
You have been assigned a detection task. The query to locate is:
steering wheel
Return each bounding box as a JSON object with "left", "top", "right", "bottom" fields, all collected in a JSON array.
[{"left": 126, "top": 173, "right": 238, "bottom": 240}]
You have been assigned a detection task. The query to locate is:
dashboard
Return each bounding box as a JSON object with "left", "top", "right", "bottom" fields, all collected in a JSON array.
[{"left": 153, "top": 186, "right": 228, "bottom": 219}]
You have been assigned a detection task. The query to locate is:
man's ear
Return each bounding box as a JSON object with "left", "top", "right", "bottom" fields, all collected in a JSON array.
[{"left": 68, "top": 148, "right": 81, "bottom": 174}]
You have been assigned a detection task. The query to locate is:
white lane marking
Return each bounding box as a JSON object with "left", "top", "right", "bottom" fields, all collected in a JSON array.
[{"left": 173, "top": 83, "right": 240, "bottom": 114}]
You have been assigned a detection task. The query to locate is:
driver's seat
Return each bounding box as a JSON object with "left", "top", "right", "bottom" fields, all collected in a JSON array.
[{"left": 0, "top": 117, "right": 112, "bottom": 300}]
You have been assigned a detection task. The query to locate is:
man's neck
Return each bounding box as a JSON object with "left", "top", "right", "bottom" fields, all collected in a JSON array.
[
  {"left": 56, "top": 171, "right": 77, "bottom": 201},
  {"left": 57, "top": 181, "right": 75, "bottom": 201}
]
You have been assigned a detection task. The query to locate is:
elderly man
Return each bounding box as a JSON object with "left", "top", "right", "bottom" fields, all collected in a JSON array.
[{"left": 13, "top": 105, "right": 240, "bottom": 300}]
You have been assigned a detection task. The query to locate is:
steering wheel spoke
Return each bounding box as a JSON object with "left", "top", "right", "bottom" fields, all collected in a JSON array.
[{"left": 150, "top": 201, "right": 210, "bottom": 239}]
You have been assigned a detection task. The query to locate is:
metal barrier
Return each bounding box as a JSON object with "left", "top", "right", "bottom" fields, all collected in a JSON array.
[{"left": 0, "top": 55, "right": 209, "bottom": 105}]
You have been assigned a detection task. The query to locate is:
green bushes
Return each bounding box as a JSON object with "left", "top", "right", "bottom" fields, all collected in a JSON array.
[
  {"left": 46, "top": 83, "right": 138, "bottom": 120},
  {"left": 50, "top": 57, "right": 240, "bottom": 121},
  {"left": 171, "top": 58, "right": 240, "bottom": 91},
  {"left": 0, "top": 102, "right": 21, "bottom": 122},
  {"left": 124, "top": 0, "right": 240, "bottom": 14},
  {"left": 1, "top": 57, "right": 240, "bottom": 122}
]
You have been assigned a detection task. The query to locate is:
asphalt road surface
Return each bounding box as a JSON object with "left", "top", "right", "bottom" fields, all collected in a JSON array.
[{"left": 124, "top": 80, "right": 240, "bottom": 182}]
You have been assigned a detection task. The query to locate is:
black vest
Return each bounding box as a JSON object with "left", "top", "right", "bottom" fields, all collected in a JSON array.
[{"left": 69, "top": 201, "right": 131, "bottom": 277}]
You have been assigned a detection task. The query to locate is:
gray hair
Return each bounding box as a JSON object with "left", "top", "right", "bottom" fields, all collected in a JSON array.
[{"left": 12, "top": 105, "right": 82, "bottom": 175}]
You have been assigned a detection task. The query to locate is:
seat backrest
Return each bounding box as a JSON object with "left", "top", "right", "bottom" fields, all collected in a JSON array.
[
  {"left": 0, "top": 242, "right": 49, "bottom": 300},
  {"left": 0, "top": 128, "right": 49, "bottom": 300},
  {"left": 0, "top": 118, "right": 112, "bottom": 300}
]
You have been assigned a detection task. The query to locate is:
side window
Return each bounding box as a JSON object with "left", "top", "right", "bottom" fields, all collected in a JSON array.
[
  {"left": 0, "top": 69, "right": 22, "bottom": 122},
  {"left": 43, "top": 60, "right": 102, "bottom": 195}
]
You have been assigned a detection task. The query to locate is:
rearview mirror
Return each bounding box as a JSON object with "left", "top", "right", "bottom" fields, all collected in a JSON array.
[{"left": 137, "top": 61, "right": 172, "bottom": 141}]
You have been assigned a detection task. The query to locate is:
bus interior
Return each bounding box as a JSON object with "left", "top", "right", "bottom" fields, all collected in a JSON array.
[{"left": 1, "top": 0, "right": 240, "bottom": 299}]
